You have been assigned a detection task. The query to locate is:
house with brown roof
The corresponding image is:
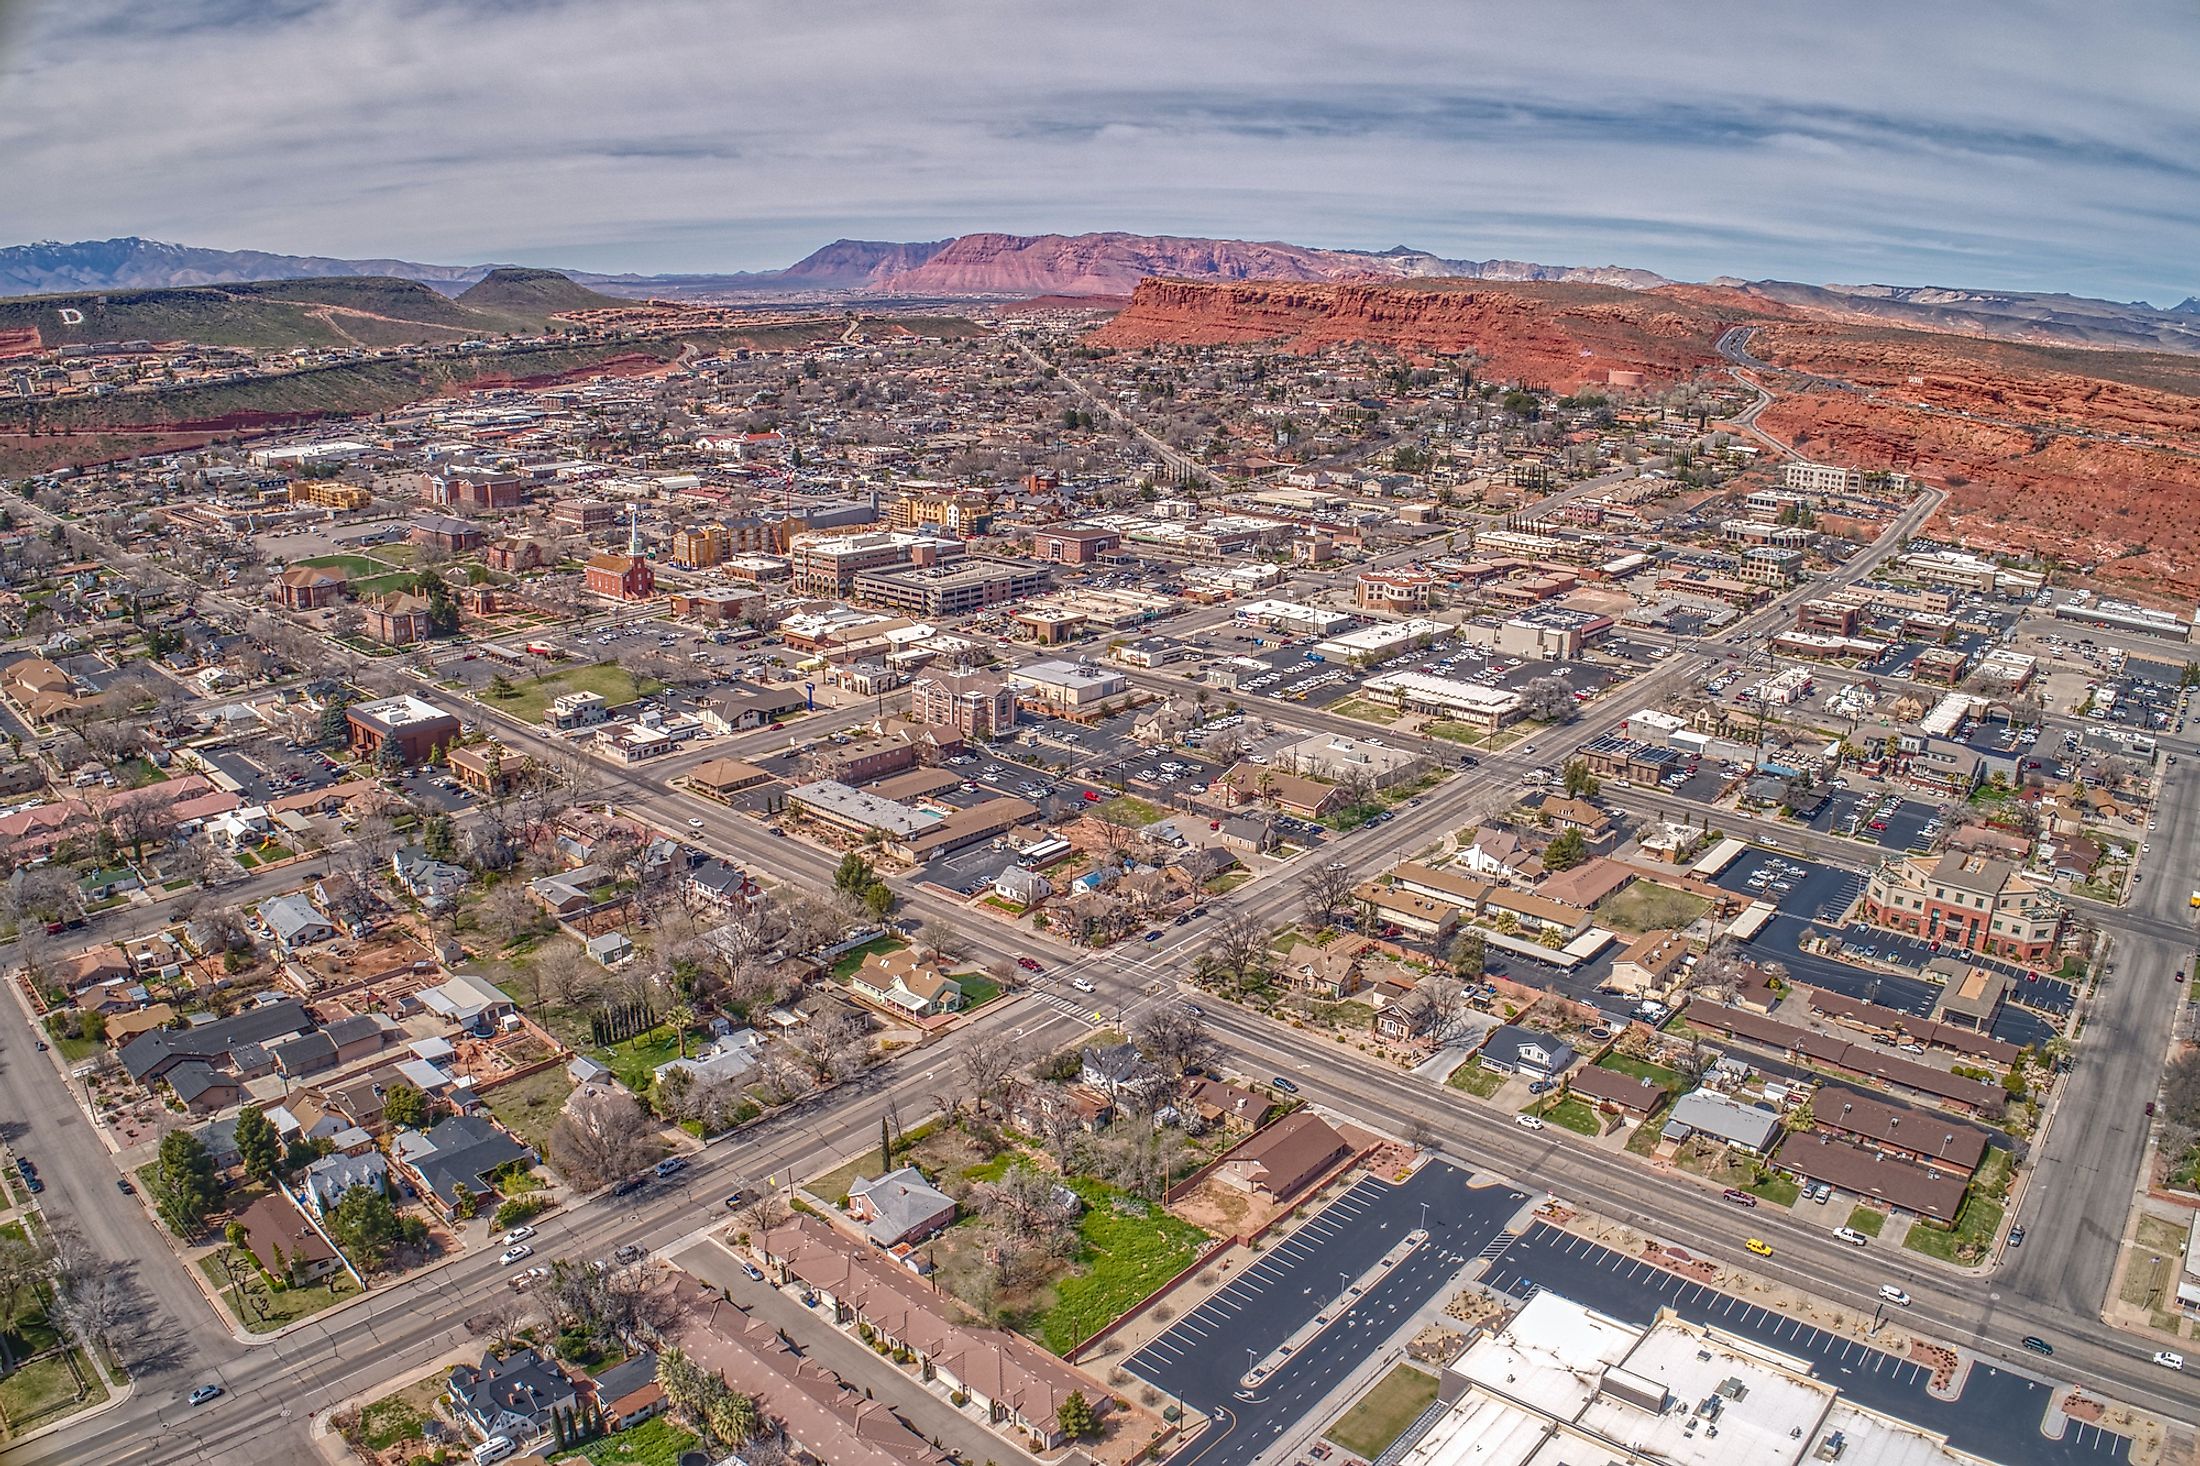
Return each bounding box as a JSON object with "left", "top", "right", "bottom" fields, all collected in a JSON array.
[
  {"left": 235, "top": 1192, "right": 342, "bottom": 1284},
  {"left": 1567, "top": 1064, "right": 1672, "bottom": 1117},
  {"left": 1275, "top": 936, "right": 1366, "bottom": 998},
  {"left": 1773, "top": 1132, "right": 1968, "bottom": 1220},
  {"left": 0, "top": 656, "right": 79, "bottom": 724},
  {"left": 1213, "top": 763, "right": 1345, "bottom": 819},
  {"left": 1217, "top": 1112, "right": 1354, "bottom": 1202},
  {"left": 1604, "top": 929, "right": 1691, "bottom": 999},
  {"left": 276, "top": 563, "right": 348, "bottom": 610},
  {"left": 363, "top": 591, "right": 436, "bottom": 647}
]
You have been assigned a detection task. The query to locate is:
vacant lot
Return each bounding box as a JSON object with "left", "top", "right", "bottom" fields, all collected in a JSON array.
[
  {"left": 1036, "top": 1180, "right": 1209, "bottom": 1354},
  {"left": 1594, "top": 882, "right": 1711, "bottom": 935},
  {"left": 489, "top": 662, "right": 663, "bottom": 724},
  {"left": 1325, "top": 1364, "right": 1439, "bottom": 1459},
  {"left": 483, "top": 1066, "right": 577, "bottom": 1154}
]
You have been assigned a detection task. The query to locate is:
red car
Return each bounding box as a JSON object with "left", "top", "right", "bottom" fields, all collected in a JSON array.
[
  {"left": 1082, "top": 790, "right": 1101, "bottom": 802},
  {"left": 1016, "top": 957, "right": 1042, "bottom": 972}
]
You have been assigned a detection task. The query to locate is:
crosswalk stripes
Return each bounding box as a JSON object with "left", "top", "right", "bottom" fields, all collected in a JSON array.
[{"left": 1478, "top": 1229, "right": 1521, "bottom": 1262}]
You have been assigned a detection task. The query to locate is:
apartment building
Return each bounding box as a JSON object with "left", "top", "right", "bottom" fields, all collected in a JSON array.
[{"left": 910, "top": 670, "right": 1016, "bottom": 739}]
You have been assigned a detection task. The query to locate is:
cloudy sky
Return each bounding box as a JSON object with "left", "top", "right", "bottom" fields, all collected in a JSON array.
[{"left": 3, "top": 0, "right": 2194, "bottom": 301}]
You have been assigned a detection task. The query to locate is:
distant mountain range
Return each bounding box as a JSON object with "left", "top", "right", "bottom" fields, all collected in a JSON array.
[{"left": 2, "top": 233, "right": 2196, "bottom": 355}]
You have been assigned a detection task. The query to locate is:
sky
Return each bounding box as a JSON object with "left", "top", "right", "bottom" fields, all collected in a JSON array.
[{"left": 2, "top": 0, "right": 2195, "bottom": 303}]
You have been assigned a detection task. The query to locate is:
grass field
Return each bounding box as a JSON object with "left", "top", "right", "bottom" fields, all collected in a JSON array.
[
  {"left": 1593, "top": 882, "right": 1711, "bottom": 935},
  {"left": 958, "top": 974, "right": 1004, "bottom": 1010},
  {"left": 483, "top": 1066, "right": 577, "bottom": 1153},
  {"left": 553, "top": 1417, "right": 701, "bottom": 1466},
  {"left": 1903, "top": 1192, "right": 2003, "bottom": 1263},
  {"left": 1423, "top": 720, "right": 1490, "bottom": 745},
  {"left": 294, "top": 553, "right": 389, "bottom": 576},
  {"left": 489, "top": 662, "right": 663, "bottom": 724},
  {"left": 1330, "top": 696, "right": 1401, "bottom": 726},
  {"left": 0, "top": 1349, "right": 106, "bottom": 1437},
  {"left": 829, "top": 934, "right": 907, "bottom": 980},
  {"left": 1325, "top": 1364, "right": 1439, "bottom": 1459},
  {"left": 1093, "top": 795, "right": 1165, "bottom": 827},
  {"left": 1036, "top": 1179, "right": 1209, "bottom": 1354}
]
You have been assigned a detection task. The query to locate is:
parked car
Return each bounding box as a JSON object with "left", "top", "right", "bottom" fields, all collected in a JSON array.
[
  {"left": 654, "top": 1157, "right": 687, "bottom": 1178},
  {"left": 614, "top": 1243, "right": 645, "bottom": 1265},
  {"left": 740, "top": 1260, "right": 765, "bottom": 1282},
  {"left": 1515, "top": 1114, "right": 1545, "bottom": 1131},
  {"left": 2007, "top": 1226, "right": 2026, "bottom": 1247},
  {"left": 501, "top": 1225, "right": 537, "bottom": 1244}
]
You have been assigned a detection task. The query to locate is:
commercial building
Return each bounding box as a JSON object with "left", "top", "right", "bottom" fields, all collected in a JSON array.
[
  {"left": 1361, "top": 671, "right": 1525, "bottom": 732},
  {"left": 345, "top": 695, "right": 461, "bottom": 766},
  {"left": 1012, "top": 658, "right": 1128, "bottom": 709},
  {"left": 1032, "top": 526, "right": 1122, "bottom": 564},
  {"left": 853, "top": 557, "right": 1051, "bottom": 617},
  {"left": 910, "top": 670, "right": 1017, "bottom": 739},
  {"left": 1862, "top": 851, "right": 2063, "bottom": 962},
  {"left": 1357, "top": 569, "right": 1438, "bottom": 612},
  {"left": 790, "top": 529, "right": 963, "bottom": 596}
]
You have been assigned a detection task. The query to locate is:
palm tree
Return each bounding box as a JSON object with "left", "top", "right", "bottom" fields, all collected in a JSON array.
[{"left": 666, "top": 1001, "right": 696, "bottom": 1059}]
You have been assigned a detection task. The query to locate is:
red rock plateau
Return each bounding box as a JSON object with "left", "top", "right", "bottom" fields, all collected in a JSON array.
[
  {"left": 1093, "top": 277, "right": 1729, "bottom": 389},
  {"left": 1096, "top": 276, "right": 2200, "bottom": 600}
]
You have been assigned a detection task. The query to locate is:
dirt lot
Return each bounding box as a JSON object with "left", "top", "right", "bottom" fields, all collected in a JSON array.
[{"left": 1168, "top": 1174, "right": 1279, "bottom": 1240}]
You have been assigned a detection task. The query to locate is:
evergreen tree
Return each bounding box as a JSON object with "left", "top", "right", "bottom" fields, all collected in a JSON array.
[{"left": 233, "top": 1103, "right": 281, "bottom": 1183}]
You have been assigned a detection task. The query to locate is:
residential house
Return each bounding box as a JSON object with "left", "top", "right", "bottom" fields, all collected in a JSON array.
[
  {"left": 258, "top": 891, "right": 335, "bottom": 951},
  {"left": 1079, "top": 1041, "right": 1161, "bottom": 1102},
  {"left": 166, "top": 1061, "right": 242, "bottom": 1113},
  {"left": 391, "top": 844, "right": 470, "bottom": 910},
  {"left": 1476, "top": 1025, "right": 1577, "bottom": 1081},
  {"left": 1604, "top": 929, "right": 1692, "bottom": 999},
  {"left": 447, "top": 1348, "right": 578, "bottom": 1445},
  {"left": 1661, "top": 1087, "right": 1783, "bottom": 1153},
  {"left": 849, "top": 948, "right": 962, "bottom": 1019},
  {"left": 1275, "top": 936, "right": 1366, "bottom": 999},
  {"left": 392, "top": 1114, "right": 533, "bottom": 1214},
  {"left": 235, "top": 1192, "right": 342, "bottom": 1284},
  {"left": 846, "top": 1167, "right": 958, "bottom": 1248},
  {"left": 1566, "top": 1065, "right": 1671, "bottom": 1119},
  {"left": 301, "top": 1149, "right": 388, "bottom": 1216}
]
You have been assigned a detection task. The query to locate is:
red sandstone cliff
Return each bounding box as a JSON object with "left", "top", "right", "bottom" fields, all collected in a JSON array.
[{"left": 1091, "top": 276, "right": 1732, "bottom": 387}]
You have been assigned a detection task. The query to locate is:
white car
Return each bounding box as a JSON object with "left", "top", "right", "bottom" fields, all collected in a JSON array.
[
  {"left": 502, "top": 1225, "right": 537, "bottom": 1244},
  {"left": 1515, "top": 1114, "right": 1545, "bottom": 1131},
  {"left": 499, "top": 1244, "right": 535, "bottom": 1265},
  {"left": 2155, "top": 1350, "right": 2185, "bottom": 1370},
  {"left": 1071, "top": 978, "right": 1097, "bottom": 993},
  {"left": 688, "top": 817, "right": 706, "bottom": 829},
  {"left": 1832, "top": 1226, "right": 1869, "bottom": 1247},
  {"left": 1878, "top": 1285, "right": 1911, "bottom": 1306}
]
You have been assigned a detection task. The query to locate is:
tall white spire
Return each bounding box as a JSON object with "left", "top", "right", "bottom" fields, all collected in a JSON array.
[{"left": 628, "top": 504, "right": 641, "bottom": 557}]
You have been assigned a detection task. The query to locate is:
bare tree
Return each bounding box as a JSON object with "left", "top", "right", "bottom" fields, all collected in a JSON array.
[
  {"left": 548, "top": 1088, "right": 660, "bottom": 1190},
  {"left": 1200, "top": 907, "right": 1270, "bottom": 994},
  {"left": 957, "top": 1032, "right": 1020, "bottom": 1118},
  {"left": 1299, "top": 861, "right": 1356, "bottom": 929},
  {"left": 1132, "top": 1005, "right": 1219, "bottom": 1077},
  {"left": 739, "top": 1190, "right": 790, "bottom": 1237},
  {"left": 921, "top": 919, "right": 970, "bottom": 962}
]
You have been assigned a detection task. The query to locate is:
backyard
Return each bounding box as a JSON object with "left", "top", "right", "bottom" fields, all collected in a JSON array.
[
  {"left": 1593, "top": 882, "right": 1711, "bottom": 935},
  {"left": 482, "top": 1066, "right": 579, "bottom": 1153},
  {"left": 1325, "top": 1364, "right": 1439, "bottom": 1459},
  {"left": 553, "top": 1417, "right": 701, "bottom": 1466},
  {"left": 0, "top": 1347, "right": 107, "bottom": 1440}
]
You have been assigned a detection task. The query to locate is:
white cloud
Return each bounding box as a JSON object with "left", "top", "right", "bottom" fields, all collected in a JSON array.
[{"left": 0, "top": 0, "right": 2193, "bottom": 299}]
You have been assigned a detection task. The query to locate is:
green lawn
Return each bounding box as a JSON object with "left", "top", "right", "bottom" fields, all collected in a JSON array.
[
  {"left": 1423, "top": 720, "right": 1490, "bottom": 745},
  {"left": 1903, "top": 1188, "right": 2003, "bottom": 1264},
  {"left": 1595, "top": 1053, "right": 1682, "bottom": 1089},
  {"left": 1324, "top": 1364, "right": 1440, "bottom": 1459},
  {"left": 1329, "top": 696, "right": 1401, "bottom": 726},
  {"left": 115, "top": 757, "right": 168, "bottom": 789},
  {"left": 601, "top": 1025, "right": 706, "bottom": 1096},
  {"left": 1593, "top": 882, "right": 1711, "bottom": 935},
  {"left": 483, "top": 1066, "right": 578, "bottom": 1153},
  {"left": 1529, "top": 1094, "right": 1602, "bottom": 1136},
  {"left": 957, "top": 974, "right": 1003, "bottom": 1010},
  {"left": 1093, "top": 795, "right": 1165, "bottom": 827},
  {"left": 347, "top": 569, "right": 426, "bottom": 598},
  {"left": 294, "top": 553, "right": 388, "bottom": 576},
  {"left": 829, "top": 934, "right": 907, "bottom": 981},
  {"left": 1035, "top": 1179, "right": 1210, "bottom": 1354},
  {"left": 808, "top": 1118, "right": 947, "bottom": 1206},
  {"left": 554, "top": 1417, "right": 700, "bottom": 1466},
  {"left": 0, "top": 1349, "right": 106, "bottom": 1435},
  {"left": 198, "top": 1253, "right": 362, "bottom": 1333},
  {"left": 1447, "top": 1059, "right": 1505, "bottom": 1098},
  {"left": 489, "top": 662, "right": 664, "bottom": 724},
  {"left": 1847, "top": 1205, "right": 1888, "bottom": 1237}
]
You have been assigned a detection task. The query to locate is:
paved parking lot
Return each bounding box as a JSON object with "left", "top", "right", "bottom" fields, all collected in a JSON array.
[
  {"left": 1485, "top": 1223, "right": 2129, "bottom": 1464},
  {"left": 1125, "top": 1161, "right": 1524, "bottom": 1466},
  {"left": 1714, "top": 849, "right": 2068, "bottom": 1045}
]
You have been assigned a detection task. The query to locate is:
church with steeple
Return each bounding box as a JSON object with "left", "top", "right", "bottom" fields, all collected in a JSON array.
[{"left": 584, "top": 507, "right": 657, "bottom": 601}]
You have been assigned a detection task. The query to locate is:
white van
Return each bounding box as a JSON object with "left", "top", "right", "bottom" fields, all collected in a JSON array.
[{"left": 472, "top": 1438, "right": 516, "bottom": 1465}]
